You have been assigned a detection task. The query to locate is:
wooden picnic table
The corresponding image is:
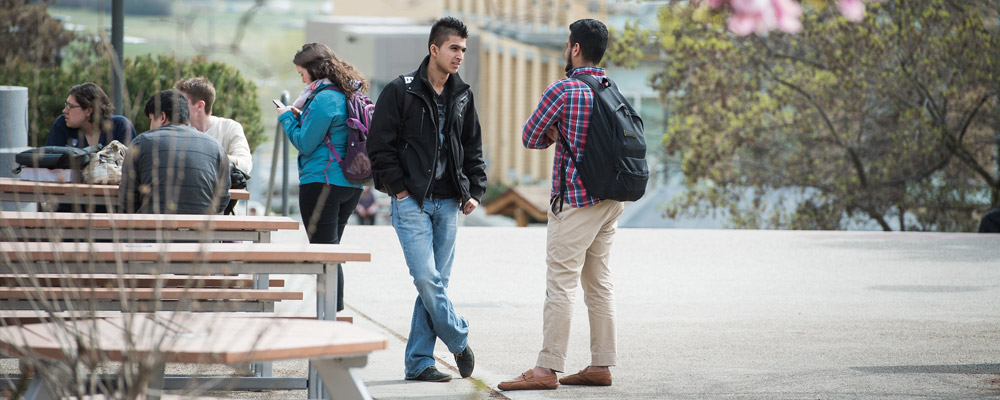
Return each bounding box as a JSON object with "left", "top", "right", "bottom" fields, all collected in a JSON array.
[
  {"left": 0, "top": 211, "right": 298, "bottom": 243},
  {"left": 0, "top": 211, "right": 301, "bottom": 314},
  {"left": 0, "top": 313, "right": 387, "bottom": 400},
  {"left": 0, "top": 177, "right": 250, "bottom": 210},
  {"left": 0, "top": 241, "right": 371, "bottom": 398}
]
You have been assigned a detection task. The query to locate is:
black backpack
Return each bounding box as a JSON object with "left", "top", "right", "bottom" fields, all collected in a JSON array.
[
  {"left": 557, "top": 74, "right": 648, "bottom": 204},
  {"left": 14, "top": 146, "right": 93, "bottom": 171}
]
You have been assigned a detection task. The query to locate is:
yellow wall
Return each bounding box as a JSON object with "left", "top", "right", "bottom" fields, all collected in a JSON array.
[
  {"left": 444, "top": 0, "right": 606, "bottom": 31},
  {"left": 478, "top": 33, "right": 568, "bottom": 184},
  {"left": 328, "top": 0, "right": 607, "bottom": 186},
  {"left": 333, "top": 0, "right": 444, "bottom": 20},
  {"left": 445, "top": 0, "right": 606, "bottom": 185}
]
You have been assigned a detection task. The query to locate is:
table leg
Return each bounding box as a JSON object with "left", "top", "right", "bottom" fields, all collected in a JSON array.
[
  {"left": 311, "top": 356, "right": 372, "bottom": 400},
  {"left": 21, "top": 375, "right": 54, "bottom": 400},
  {"left": 309, "top": 262, "right": 340, "bottom": 399},
  {"left": 147, "top": 362, "right": 166, "bottom": 400},
  {"left": 251, "top": 273, "right": 274, "bottom": 377}
]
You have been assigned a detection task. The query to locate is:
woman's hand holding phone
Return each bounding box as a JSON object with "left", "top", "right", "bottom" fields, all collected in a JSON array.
[{"left": 275, "top": 101, "right": 300, "bottom": 118}]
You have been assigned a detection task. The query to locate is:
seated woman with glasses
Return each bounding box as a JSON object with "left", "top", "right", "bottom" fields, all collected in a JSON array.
[{"left": 46, "top": 82, "right": 136, "bottom": 148}]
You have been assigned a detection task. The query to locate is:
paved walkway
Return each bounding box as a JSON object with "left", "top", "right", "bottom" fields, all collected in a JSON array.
[
  {"left": 265, "top": 226, "right": 1000, "bottom": 399},
  {"left": 7, "top": 225, "right": 993, "bottom": 399}
]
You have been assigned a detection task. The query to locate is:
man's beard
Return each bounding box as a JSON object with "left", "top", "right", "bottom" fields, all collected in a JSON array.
[{"left": 565, "top": 52, "right": 573, "bottom": 72}]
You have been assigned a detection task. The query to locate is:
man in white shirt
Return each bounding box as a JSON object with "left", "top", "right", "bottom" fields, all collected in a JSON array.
[{"left": 174, "top": 77, "right": 253, "bottom": 174}]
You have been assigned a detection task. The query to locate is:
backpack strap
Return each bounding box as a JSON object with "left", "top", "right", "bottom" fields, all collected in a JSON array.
[
  {"left": 573, "top": 73, "right": 611, "bottom": 92},
  {"left": 303, "top": 83, "right": 337, "bottom": 112},
  {"left": 305, "top": 83, "right": 344, "bottom": 185},
  {"left": 398, "top": 73, "right": 417, "bottom": 131},
  {"left": 553, "top": 74, "right": 607, "bottom": 212},
  {"left": 556, "top": 132, "right": 579, "bottom": 213}
]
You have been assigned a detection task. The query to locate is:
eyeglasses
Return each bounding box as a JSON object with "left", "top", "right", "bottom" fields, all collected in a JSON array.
[{"left": 64, "top": 102, "right": 82, "bottom": 109}]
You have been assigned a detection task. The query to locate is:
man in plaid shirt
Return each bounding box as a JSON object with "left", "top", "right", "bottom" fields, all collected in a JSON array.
[{"left": 499, "top": 18, "right": 624, "bottom": 391}]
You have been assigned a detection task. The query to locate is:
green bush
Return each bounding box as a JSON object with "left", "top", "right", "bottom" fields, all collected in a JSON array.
[{"left": 1, "top": 46, "right": 264, "bottom": 151}]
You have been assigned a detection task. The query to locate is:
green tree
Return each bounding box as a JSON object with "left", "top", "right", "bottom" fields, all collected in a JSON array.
[
  {"left": 0, "top": 0, "right": 74, "bottom": 67},
  {"left": 613, "top": 0, "right": 1000, "bottom": 231}
]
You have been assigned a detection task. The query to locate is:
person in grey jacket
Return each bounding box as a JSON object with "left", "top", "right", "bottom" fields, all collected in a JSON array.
[{"left": 119, "top": 90, "right": 230, "bottom": 214}]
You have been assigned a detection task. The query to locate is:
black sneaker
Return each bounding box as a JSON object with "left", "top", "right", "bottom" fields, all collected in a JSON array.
[
  {"left": 455, "top": 345, "right": 475, "bottom": 378},
  {"left": 406, "top": 366, "right": 453, "bottom": 382}
]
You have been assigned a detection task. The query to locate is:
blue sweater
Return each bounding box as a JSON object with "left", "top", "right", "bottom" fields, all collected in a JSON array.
[
  {"left": 46, "top": 114, "right": 136, "bottom": 148},
  {"left": 279, "top": 88, "right": 361, "bottom": 189}
]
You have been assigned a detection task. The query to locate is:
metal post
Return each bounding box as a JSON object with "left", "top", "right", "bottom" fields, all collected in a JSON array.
[
  {"left": 0, "top": 86, "right": 31, "bottom": 211},
  {"left": 281, "top": 91, "right": 291, "bottom": 216},
  {"left": 111, "top": 0, "right": 124, "bottom": 114},
  {"left": 266, "top": 91, "right": 292, "bottom": 216},
  {"left": 265, "top": 122, "right": 281, "bottom": 216}
]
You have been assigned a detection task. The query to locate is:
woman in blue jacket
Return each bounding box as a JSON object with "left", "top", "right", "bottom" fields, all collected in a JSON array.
[
  {"left": 276, "top": 43, "right": 368, "bottom": 312},
  {"left": 47, "top": 82, "right": 135, "bottom": 148}
]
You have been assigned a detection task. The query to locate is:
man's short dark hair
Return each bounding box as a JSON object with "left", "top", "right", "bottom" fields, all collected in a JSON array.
[
  {"left": 428, "top": 16, "right": 468, "bottom": 50},
  {"left": 144, "top": 89, "right": 190, "bottom": 125},
  {"left": 569, "top": 19, "right": 609, "bottom": 65}
]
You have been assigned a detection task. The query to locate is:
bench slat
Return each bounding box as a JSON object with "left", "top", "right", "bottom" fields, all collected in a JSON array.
[
  {"left": 0, "top": 287, "right": 303, "bottom": 301},
  {"left": 0, "top": 211, "right": 298, "bottom": 230},
  {"left": 0, "top": 242, "right": 371, "bottom": 263},
  {"left": 0, "top": 311, "right": 354, "bottom": 325},
  {"left": 0, "top": 274, "right": 284, "bottom": 288}
]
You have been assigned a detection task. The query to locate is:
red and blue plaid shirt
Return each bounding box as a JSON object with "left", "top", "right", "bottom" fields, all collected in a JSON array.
[{"left": 522, "top": 66, "right": 606, "bottom": 208}]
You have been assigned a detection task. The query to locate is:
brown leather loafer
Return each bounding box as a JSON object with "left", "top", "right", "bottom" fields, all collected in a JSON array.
[
  {"left": 558, "top": 368, "right": 612, "bottom": 386},
  {"left": 497, "top": 369, "right": 558, "bottom": 390}
]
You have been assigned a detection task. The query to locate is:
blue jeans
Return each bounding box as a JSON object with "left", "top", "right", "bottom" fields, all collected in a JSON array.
[{"left": 390, "top": 196, "right": 469, "bottom": 378}]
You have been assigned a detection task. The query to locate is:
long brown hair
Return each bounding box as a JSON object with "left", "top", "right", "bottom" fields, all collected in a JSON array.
[{"left": 293, "top": 43, "right": 369, "bottom": 99}]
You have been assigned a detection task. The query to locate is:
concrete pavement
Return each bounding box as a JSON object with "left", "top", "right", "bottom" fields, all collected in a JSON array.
[
  {"left": 3, "top": 224, "right": 997, "bottom": 398},
  {"left": 264, "top": 225, "right": 1000, "bottom": 399}
]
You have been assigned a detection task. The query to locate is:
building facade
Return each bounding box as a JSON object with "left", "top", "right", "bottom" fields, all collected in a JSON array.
[{"left": 316, "top": 0, "right": 659, "bottom": 188}]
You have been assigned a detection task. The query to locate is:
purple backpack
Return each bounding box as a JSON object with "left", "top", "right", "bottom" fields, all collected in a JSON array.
[{"left": 310, "top": 84, "right": 374, "bottom": 185}]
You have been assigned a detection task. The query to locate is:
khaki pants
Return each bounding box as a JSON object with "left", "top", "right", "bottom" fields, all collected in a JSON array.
[{"left": 536, "top": 199, "right": 624, "bottom": 372}]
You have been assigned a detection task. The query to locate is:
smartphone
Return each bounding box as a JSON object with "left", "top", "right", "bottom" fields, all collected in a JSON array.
[{"left": 272, "top": 99, "right": 284, "bottom": 108}]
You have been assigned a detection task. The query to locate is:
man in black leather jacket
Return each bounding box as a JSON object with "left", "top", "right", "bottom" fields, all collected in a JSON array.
[{"left": 368, "top": 16, "right": 485, "bottom": 383}]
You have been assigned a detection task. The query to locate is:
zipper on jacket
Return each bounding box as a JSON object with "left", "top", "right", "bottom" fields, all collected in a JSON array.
[
  {"left": 448, "top": 97, "right": 469, "bottom": 205},
  {"left": 421, "top": 106, "right": 438, "bottom": 206}
]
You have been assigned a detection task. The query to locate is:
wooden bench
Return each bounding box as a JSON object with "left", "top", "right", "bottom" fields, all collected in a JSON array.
[
  {"left": 0, "top": 212, "right": 302, "bottom": 312},
  {"left": 0, "top": 309, "right": 353, "bottom": 329},
  {"left": 66, "top": 395, "right": 225, "bottom": 400},
  {"left": 0, "top": 313, "right": 387, "bottom": 400},
  {"left": 0, "top": 211, "right": 298, "bottom": 243},
  {"left": 0, "top": 177, "right": 250, "bottom": 213},
  {"left": 0, "top": 241, "right": 370, "bottom": 397},
  {"left": 0, "top": 274, "right": 284, "bottom": 288},
  {"left": 0, "top": 273, "right": 298, "bottom": 312}
]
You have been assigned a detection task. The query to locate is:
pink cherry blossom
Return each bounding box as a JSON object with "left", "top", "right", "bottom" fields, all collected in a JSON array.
[
  {"left": 702, "top": 0, "right": 871, "bottom": 36},
  {"left": 725, "top": 0, "right": 802, "bottom": 35},
  {"left": 837, "top": 0, "right": 866, "bottom": 22}
]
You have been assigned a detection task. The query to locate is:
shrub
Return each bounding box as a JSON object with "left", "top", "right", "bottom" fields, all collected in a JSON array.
[{"left": 0, "top": 46, "right": 264, "bottom": 151}]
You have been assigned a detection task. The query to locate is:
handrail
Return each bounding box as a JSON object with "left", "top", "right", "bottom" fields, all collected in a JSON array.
[{"left": 265, "top": 90, "right": 291, "bottom": 216}]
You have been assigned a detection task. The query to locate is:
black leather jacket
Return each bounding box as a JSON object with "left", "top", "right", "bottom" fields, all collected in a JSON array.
[{"left": 368, "top": 55, "right": 487, "bottom": 207}]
